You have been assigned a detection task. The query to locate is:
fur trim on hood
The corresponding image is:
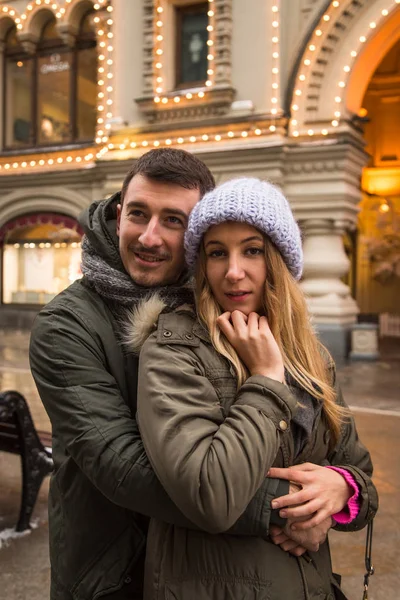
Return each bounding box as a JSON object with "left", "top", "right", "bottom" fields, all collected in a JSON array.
[{"left": 125, "top": 294, "right": 167, "bottom": 354}]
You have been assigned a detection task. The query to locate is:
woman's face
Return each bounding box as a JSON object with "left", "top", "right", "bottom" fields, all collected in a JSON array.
[{"left": 203, "top": 222, "right": 267, "bottom": 315}]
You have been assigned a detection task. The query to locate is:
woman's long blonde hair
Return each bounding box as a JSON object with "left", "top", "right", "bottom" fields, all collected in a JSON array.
[{"left": 196, "top": 236, "right": 347, "bottom": 444}]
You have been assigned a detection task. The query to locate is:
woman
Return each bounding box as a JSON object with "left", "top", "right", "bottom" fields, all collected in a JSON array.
[{"left": 132, "top": 178, "right": 378, "bottom": 599}]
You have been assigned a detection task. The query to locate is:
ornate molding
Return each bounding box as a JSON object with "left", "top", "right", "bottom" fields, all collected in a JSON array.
[
  {"left": 16, "top": 31, "right": 38, "bottom": 55},
  {"left": 298, "top": 217, "right": 355, "bottom": 235},
  {"left": 213, "top": 0, "right": 233, "bottom": 88},
  {"left": 284, "top": 159, "right": 342, "bottom": 175},
  {"left": 56, "top": 22, "right": 79, "bottom": 48},
  {"left": 136, "top": 86, "right": 235, "bottom": 124},
  {"left": 142, "top": 0, "right": 156, "bottom": 97}
]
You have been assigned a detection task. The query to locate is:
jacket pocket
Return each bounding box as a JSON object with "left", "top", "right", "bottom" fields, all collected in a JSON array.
[
  {"left": 71, "top": 522, "right": 145, "bottom": 600},
  {"left": 164, "top": 577, "right": 272, "bottom": 600}
]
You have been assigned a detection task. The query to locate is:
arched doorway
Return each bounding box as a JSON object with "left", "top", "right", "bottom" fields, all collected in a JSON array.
[
  {"left": 0, "top": 213, "right": 83, "bottom": 306},
  {"left": 355, "top": 37, "right": 400, "bottom": 318}
]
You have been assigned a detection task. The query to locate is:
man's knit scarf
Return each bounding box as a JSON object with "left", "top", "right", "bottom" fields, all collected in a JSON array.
[{"left": 80, "top": 235, "right": 195, "bottom": 310}]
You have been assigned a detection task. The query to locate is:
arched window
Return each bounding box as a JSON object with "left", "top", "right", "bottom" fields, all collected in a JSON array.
[{"left": 3, "top": 12, "right": 97, "bottom": 150}]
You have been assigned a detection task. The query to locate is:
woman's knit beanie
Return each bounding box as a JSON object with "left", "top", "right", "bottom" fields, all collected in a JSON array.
[{"left": 184, "top": 177, "right": 303, "bottom": 280}]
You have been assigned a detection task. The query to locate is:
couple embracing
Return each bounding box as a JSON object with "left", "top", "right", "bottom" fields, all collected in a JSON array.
[{"left": 30, "top": 148, "right": 378, "bottom": 600}]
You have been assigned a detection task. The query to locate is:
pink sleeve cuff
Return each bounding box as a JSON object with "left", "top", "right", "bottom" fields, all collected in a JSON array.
[{"left": 325, "top": 466, "right": 360, "bottom": 524}]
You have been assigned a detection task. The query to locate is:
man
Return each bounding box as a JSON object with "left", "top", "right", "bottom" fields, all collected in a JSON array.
[{"left": 30, "top": 149, "right": 326, "bottom": 600}]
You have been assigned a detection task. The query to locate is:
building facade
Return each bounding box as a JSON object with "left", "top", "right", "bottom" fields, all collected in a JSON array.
[{"left": 0, "top": 0, "right": 399, "bottom": 360}]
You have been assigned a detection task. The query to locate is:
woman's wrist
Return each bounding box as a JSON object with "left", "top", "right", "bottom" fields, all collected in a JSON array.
[
  {"left": 250, "top": 368, "right": 285, "bottom": 382},
  {"left": 326, "top": 466, "right": 361, "bottom": 523}
]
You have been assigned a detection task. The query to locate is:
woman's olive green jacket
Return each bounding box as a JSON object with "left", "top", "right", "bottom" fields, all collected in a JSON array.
[{"left": 134, "top": 299, "right": 378, "bottom": 600}]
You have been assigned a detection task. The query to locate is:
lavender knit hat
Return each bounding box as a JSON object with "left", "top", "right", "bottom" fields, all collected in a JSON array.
[{"left": 184, "top": 177, "right": 303, "bottom": 280}]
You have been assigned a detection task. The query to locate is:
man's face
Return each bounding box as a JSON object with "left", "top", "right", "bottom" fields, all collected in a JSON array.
[{"left": 117, "top": 174, "right": 200, "bottom": 287}]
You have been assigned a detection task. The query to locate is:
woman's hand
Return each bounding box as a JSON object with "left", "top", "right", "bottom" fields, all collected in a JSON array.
[
  {"left": 268, "top": 463, "right": 353, "bottom": 529},
  {"left": 216, "top": 311, "right": 285, "bottom": 383}
]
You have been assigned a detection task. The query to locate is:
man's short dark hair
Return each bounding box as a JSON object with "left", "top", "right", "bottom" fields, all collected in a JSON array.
[{"left": 120, "top": 148, "right": 215, "bottom": 202}]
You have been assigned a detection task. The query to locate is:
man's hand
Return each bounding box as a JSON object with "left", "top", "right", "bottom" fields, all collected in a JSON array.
[
  {"left": 270, "top": 516, "right": 333, "bottom": 556},
  {"left": 269, "top": 525, "right": 307, "bottom": 556},
  {"left": 268, "top": 463, "right": 352, "bottom": 529},
  {"left": 285, "top": 515, "right": 332, "bottom": 550}
]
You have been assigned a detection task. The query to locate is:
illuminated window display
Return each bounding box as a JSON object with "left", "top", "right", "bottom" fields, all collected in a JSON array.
[
  {"left": 4, "top": 13, "right": 97, "bottom": 149},
  {"left": 1, "top": 215, "right": 82, "bottom": 306}
]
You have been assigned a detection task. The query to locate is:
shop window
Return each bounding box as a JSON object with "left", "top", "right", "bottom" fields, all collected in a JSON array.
[
  {"left": 3, "top": 13, "right": 97, "bottom": 150},
  {"left": 175, "top": 3, "right": 209, "bottom": 88},
  {"left": 4, "top": 29, "right": 33, "bottom": 148},
  {"left": 1, "top": 215, "right": 82, "bottom": 306}
]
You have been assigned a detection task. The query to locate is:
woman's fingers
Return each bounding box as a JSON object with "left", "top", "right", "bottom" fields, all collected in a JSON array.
[
  {"left": 230, "top": 310, "right": 249, "bottom": 338},
  {"left": 271, "top": 488, "right": 314, "bottom": 510},
  {"left": 247, "top": 312, "right": 260, "bottom": 336},
  {"left": 269, "top": 464, "right": 317, "bottom": 478},
  {"left": 280, "top": 499, "right": 321, "bottom": 520},
  {"left": 258, "top": 315, "right": 271, "bottom": 335},
  {"left": 216, "top": 312, "right": 234, "bottom": 338},
  {"left": 291, "top": 512, "right": 332, "bottom": 531},
  {"left": 216, "top": 311, "right": 232, "bottom": 324},
  {"left": 269, "top": 467, "right": 313, "bottom": 487}
]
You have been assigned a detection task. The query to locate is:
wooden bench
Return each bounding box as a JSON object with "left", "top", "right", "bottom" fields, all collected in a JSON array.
[{"left": 0, "top": 390, "right": 53, "bottom": 532}]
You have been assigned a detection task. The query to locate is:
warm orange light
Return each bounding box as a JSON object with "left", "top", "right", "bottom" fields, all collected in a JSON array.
[
  {"left": 379, "top": 202, "right": 390, "bottom": 213},
  {"left": 358, "top": 107, "right": 368, "bottom": 117}
]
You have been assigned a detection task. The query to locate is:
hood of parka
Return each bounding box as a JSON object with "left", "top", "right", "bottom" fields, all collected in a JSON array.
[{"left": 78, "top": 192, "right": 124, "bottom": 272}]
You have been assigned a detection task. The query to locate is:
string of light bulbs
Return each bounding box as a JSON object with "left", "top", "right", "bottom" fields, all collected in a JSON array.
[
  {"left": 290, "top": 0, "right": 400, "bottom": 138},
  {"left": 108, "top": 126, "right": 276, "bottom": 153},
  {"left": 270, "top": 1, "right": 280, "bottom": 126}
]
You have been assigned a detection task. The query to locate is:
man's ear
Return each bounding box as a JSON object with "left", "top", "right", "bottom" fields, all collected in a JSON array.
[{"left": 116, "top": 203, "right": 121, "bottom": 236}]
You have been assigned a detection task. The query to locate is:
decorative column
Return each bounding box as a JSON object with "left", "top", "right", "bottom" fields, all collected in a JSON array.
[
  {"left": 214, "top": 0, "right": 233, "bottom": 89},
  {"left": 299, "top": 218, "right": 359, "bottom": 360},
  {"left": 142, "top": 0, "right": 155, "bottom": 97},
  {"left": 284, "top": 128, "right": 370, "bottom": 362}
]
